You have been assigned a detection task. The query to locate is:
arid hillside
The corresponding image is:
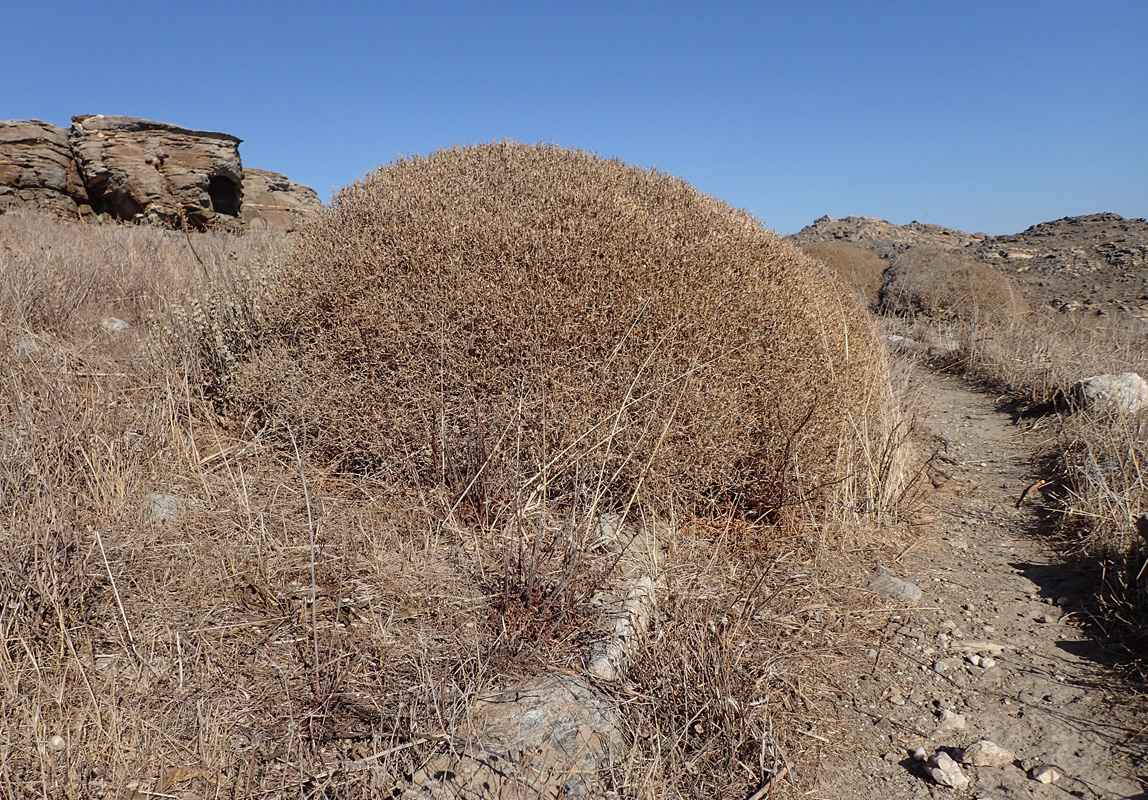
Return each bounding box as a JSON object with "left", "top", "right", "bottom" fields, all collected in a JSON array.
[{"left": 791, "top": 212, "right": 1148, "bottom": 319}]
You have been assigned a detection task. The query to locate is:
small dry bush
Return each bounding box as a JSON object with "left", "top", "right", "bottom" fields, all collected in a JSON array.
[
  {"left": 800, "top": 241, "right": 887, "bottom": 308},
  {"left": 879, "top": 248, "right": 1029, "bottom": 323},
  {"left": 230, "top": 142, "right": 897, "bottom": 519}
]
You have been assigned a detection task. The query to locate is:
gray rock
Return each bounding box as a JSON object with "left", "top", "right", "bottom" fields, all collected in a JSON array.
[
  {"left": 927, "top": 751, "right": 970, "bottom": 790},
  {"left": 1070, "top": 372, "right": 1148, "bottom": 416},
  {"left": 100, "top": 316, "right": 132, "bottom": 333},
  {"left": 404, "top": 674, "right": 623, "bottom": 799},
  {"left": 867, "top": 566, "right": 923, "bottom": 603},
  {"left": 141, "top": 493, "right": 180, "bottom": 523},
  {"left": 936, "top": 709, "right": 966, "bottom": 732},
  {"left": 958, "top": 739, "right": 1014, "bottom": 767}
]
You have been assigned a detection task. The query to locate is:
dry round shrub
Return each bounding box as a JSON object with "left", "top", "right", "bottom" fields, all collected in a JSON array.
[
  {"left": 800, "top": 241, "right": 888, "bottom": 309},
  {"left": 878, "top": 248, "right": 1029, "bottom": 322},
  {"left": 231, "top": 142, "right": 890, "bottom": 517}
]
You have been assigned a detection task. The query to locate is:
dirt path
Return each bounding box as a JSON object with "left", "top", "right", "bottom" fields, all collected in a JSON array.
[{"left": 811, "top": 369, "right": 1146, "bottom": 800}]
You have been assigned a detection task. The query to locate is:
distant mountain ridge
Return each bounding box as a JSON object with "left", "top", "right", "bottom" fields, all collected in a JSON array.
[{"left": 789, "top": 212, "right": 1148, "bottom": 316}]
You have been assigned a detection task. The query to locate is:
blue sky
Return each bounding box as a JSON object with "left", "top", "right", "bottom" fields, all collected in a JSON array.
[{"left": 5, "top": 1, "right": 1145, "bottom": 235}]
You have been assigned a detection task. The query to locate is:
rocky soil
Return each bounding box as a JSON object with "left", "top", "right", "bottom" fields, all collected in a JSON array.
[
  {"left": 811, "top": 368, "right": 1146, "bottom": 800},
  {"left": 789, "top": 213, "right": 1148, "bottom": 320}
]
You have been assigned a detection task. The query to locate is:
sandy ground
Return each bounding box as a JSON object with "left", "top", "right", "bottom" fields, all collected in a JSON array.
[{"left": 810, "top": 369, "right": 1146, "bottom": 800}]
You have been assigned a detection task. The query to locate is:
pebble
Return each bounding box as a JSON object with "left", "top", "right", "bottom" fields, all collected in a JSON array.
[
  {"left": 100, "top": 316, "right": 132, "bottom": 333},
  {"left": 958, "top": 739, "right": 1014, "bottom": 767},
  {"left": 980, "top": 656, "right": 996, "bottom": 669},
  {"left": 46, "top": 735, "right": 66, "bottom": 752},
  {"left": 912, "top": 747, "right": 929, "bottom": 762},
  {"left": 966, "top": 654, "right": 982, "bottom": 667},
  {"left": 937, "top": 709, "right": 966, "bottom": 731},
  {"left": 1031, "top": 765, "right": 1062, "bottom": 784},
  {"left": 928, "top": 751, "right": 970, "bottom": 790}
]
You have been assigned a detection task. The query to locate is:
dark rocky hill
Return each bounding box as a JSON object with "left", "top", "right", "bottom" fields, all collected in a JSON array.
[{"left": 790, "top": 213, "right": 1148, "bottom": 318}]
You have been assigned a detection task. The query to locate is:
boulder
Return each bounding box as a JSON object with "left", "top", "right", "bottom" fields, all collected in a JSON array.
[
  {"left": 240, "top": 167, "right": 323, "bottom": 232},
  {"left": 404, "top": 674, "right": 623, "bottom": 798},
  {"left": 69, "top": 115, "right": 243, "bottom": 230},
  {"left": 1070, "top": 373, "right": 1148, "bottom": 416},
  {"left": 0, "top": 119, "right": 88, "bottom": 216}
]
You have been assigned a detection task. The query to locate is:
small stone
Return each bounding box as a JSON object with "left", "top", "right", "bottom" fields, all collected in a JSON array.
[
  {"left": 958, "top": 739, "right": 1014, "bottom": 767},
  {"left": 937, "top": 709, "right": 966, "bottom": 731},
  {"left": 980, "top": 656, "right": 996, "bottom": 669},
  {"left": 1031, "top": 765, "right": 1062, "bottom": 784},
  {"left": 141, "top": 493, "right": 180, "bottom": 523},
  {"left": 889, "top": 693, "right": 906, "bottom": 706},
  {"left": 912, "top": 747, "right": 929, "bottom": 762},
  {"left": 928, "top": 751, "right": 970, "bottom": 790},
  {"left": 868, "top": 566, "right": 923, "bottom": 603},
  {"left": 966, "top": 654, "right": 982, "bottom": 667},
  {"left": 46, "top": 735, "right": 66, "bottom": 752},
  {"left": 100, "top": 316, "right": 132, "bottom": 333}
]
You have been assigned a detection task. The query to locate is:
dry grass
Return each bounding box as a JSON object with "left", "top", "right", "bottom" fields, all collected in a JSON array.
[
  {"left": 879, "top": 248, "right": 1029, "bottom": 323},
  {"left": 800, "top": 241, "right": 887, "bottom": 309},
  {"left": 0, "top": 198, "right": 917, "bottom": 798}
]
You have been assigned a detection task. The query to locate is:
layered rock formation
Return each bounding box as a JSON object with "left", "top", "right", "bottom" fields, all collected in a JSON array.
[
  {"left": 69, "top": 115, "right": 244, "bottom": 229},
  {"left": 240, "top": 168, "right": 323, "bottom": 232},
  {"left": 0, "top": 120, "right": 89, "bottom": 216},
  {"left": 0, "top": 115, "right": 322, "bottom": 232}
]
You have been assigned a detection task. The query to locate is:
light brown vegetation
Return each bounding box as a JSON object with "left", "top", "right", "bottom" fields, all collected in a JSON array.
[
  {"left": 800, "top": 241, "right": 888, "bottom": 308},
  {"left": 0, "top": 199, "right": 916, "bottom": 798},
  {"left": 879, "top": 248, "right": 1029, "bottom": 323},
  {"left": 230, "top": 142, "right": 900, "bottom": 519}
]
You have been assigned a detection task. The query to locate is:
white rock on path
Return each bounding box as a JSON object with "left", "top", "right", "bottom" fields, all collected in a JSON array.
[
  {"left": 927, "top": 751, "right": 970, "bottom": 790},
  {"left": 867, "top": 566, "right": 923, "bottom": 603},
  {"left": 1031, "top": 765, "right": 1062, "bottom": 784},
  {"left": 1070, "top": 372, "right": 1148, "bottom": 416},
  {"left": 958, "top": 739, "right": 1014, "bottom": 767}
]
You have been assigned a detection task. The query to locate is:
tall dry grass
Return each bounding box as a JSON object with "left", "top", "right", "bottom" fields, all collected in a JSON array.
[{"left": 0, "top": 207, "right": 918, "bottom": 798}]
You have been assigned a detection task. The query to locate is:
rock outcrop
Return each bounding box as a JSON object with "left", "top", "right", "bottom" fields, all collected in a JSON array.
[
  {"left": 240, "top": 168, "right": 323, "bottom": 232},
  {"left": 789, "top": 214, "right": 985, "bottom": 258},
  {"left": 0, "top": 115, "right": 322, "bottom": 233},
  {"left": 0, "top": 119, "right": 89, "bottom": 216},
  {"left": 789, "top": 213, "right": 1148, "bottom": 318},
  {"left": 69, "top": 114, "right": 244, "bottom": 230}
]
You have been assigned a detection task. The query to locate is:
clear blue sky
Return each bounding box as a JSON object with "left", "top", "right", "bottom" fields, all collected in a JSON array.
[{"left": 5, "top": 1, "right": 1145, "bottom": 235}]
